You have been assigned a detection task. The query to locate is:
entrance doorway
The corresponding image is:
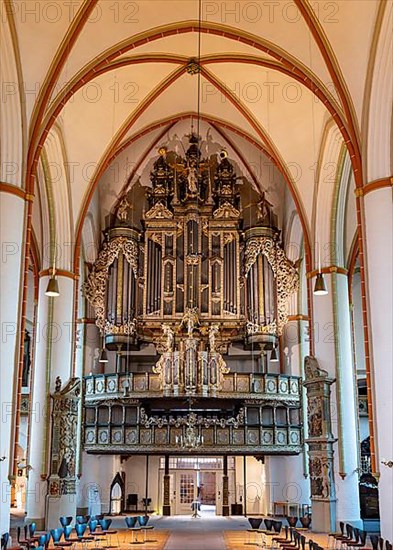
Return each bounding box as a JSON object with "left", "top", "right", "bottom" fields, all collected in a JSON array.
[
  {"left": 159, "top": 456, "right": 235, "bottom": 516},
  {"left": 177, "top": 472, "right": 197, "bottom": 514},
  {"left": 199, "top": 471, "right": 216, "bottom": 505}
]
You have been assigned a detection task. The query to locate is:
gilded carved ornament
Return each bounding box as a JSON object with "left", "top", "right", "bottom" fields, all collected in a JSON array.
[
  {"left": 82, "top": 236, "right": 138, "bottom": 335},
  {"left": 244, "top": 236, "right": 299, "bottom": 336},
  {"left": 140, "top": 407, "right": 244, "bottom": 429}
]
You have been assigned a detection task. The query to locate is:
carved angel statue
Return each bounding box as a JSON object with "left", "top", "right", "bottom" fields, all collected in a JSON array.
[
  {"left": 186, "top": 159, "right": 198, "bottom": 194},
  {"left": 208, "top": 324, "right": 220, "bottom": 352},
  {"left": 55, "top": 376, "right": 62, "bottom": 393},
  {"left": 217, "top": 353, "right": 230, "bottom": 375},
  {"left": 304, "top": 355, "right": 328, "bottom": 380},
  {"left": 161, "top": 323, "right": 174, "bottom": 352},
  {"left": 181, "top": 307, "right": 199, "bottom": 337},
  {"left": 116, "top": 196, "right": 132, "bottom": 221}
]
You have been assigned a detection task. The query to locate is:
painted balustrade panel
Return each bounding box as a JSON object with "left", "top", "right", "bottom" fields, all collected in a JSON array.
[{"left": 83, "top": 372, "right": 301, "bottom": 400}]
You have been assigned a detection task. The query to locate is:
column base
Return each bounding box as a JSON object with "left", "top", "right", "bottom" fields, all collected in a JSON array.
[
  {"left": 162, "top": 505, "right": 171, "bottom": 516},
  {"left": 46, "top": 495, "right": 77, "bottom": 529},
  {"left": 310, "top": 499, "right": 336, "bottom": 532}
]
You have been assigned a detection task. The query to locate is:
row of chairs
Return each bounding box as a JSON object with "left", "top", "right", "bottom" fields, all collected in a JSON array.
[
  {"left": 371, "top": 537, "right": 393, "bottom": 550},
  {"left": 10, "top": 518, "right": 117, "bottom": 550},
  {"left": 248, "top": 525, "right": 309, "bottom": 550},
  {"left": 287, "top": 517, "right": 312, "bottom": 529},
  {"left": 329, "top": 523, "right": 392, "bottom": 550},
  {"left": 248, "top": 519, "right": 283, "bottom": 532},
  {"left": 249, "top": 518, "right": 311, "bottom": 532}
]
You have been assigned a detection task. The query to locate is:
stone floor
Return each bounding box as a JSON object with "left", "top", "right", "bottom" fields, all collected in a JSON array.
[
  {"left": 10, "top": 508, "right": 371, "bottom": 550},
  {"left": 111, "top": 514, "right": 331, "bottom": 550}
]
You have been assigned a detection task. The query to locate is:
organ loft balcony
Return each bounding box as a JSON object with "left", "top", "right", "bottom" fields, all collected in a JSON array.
[{"left": 83, "top": 368, "right": 303, "bottom": 455}]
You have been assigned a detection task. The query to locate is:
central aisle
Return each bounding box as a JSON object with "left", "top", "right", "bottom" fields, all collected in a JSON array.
[{"left": 156, "top": 515, "right": 245, "bottom": 550}]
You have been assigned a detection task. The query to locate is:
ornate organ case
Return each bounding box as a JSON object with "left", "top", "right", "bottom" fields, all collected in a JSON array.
[{"left": 83, "top": 137, "right": 302, "bottom": 456}]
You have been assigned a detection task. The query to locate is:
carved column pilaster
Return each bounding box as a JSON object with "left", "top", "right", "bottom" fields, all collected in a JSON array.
[
  {"left": 222, "top": 455, "right": 230, "bottom": 516},
  {"left": 47, "top": 378, "right": 81, "bottom": 528},
  {"left": 303, "top": 356, "right": 337, "bottom": 532},
  {"left": 163, "top": 455, "right": 171, "bottom": 516}
]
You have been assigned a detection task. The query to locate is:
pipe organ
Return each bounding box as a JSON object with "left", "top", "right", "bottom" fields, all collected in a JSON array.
[{"left": 83, "top": 135, "right": 301, "bottom": 456}]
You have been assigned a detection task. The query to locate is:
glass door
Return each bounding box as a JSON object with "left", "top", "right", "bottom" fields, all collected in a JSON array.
[{"left": 175, "top": 472, "right": 197, "bottom": 514}]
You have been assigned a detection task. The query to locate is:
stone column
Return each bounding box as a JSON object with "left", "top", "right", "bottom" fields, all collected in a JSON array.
[
  {"left": 363, "top": 185, "right": 393, "bottom": 539},
  {"left": 303, "top": 356, "right": 336, "bottom": 532},
  {"left": 162, "top": 455, "right": 171, "bottom": 515},
  {"left": 26, "top": 274, "right": 76, "bottom": 528},
  {"left": 25, "top": 276, "right": 51, "bottom": 529},
  {"left": 0, "top": 189, "right": 25, "bottom": 534},
  {"left": 312, "top": 272, "right": 362, "bottom": 528}
]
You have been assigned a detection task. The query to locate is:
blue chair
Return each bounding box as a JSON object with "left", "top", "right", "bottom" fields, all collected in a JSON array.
[
  {"left": 264, "top": 518, "right": 273, "bottom": 531},
  {"left": 1, "top": 533, "right": 9, "bottom": 550},
  {"left": 98, "top": 519, "right": 111, "bottom": 532},
  {"left": 51, "top": 528, "right": 72, "bottom": 547},
  {"left": 125, "top": 517, "right": 137, "bottom": 528},
  {"left": 273, "top": 521, "right": 282, "bottom": 533},
  {"left": 60, "top": 517, "right": 73, "bottom": 528},
  {"left": 28, "top": 523, "right": 37, "bottom": 538},
  {"left": 88, "top": 520, "right": 98, "bottom": 534},
  {"left": 75, "top": 524, "right": 87, "bottom": 539},
  {"left": 37, "top": 533, "right": 51, "bottom": 549},
  {"left": 89, "top": 519, "right": 107, "bottom": 546},
  {"left": 98, "top": 518, "right": 118, "bottom": 547},
  {"left": 76, "top": 516, "right": 90, "bottom": 525},
  {"left": 51, "top": 529, "right": 63, "bottom": 544},
  {"left": 248, "top": 518, "right": 262, "bottom": 530},
  {"left": 247, "top": 518, "right": 262, "bottom": 545},
  {"left": 300, "top": 516, "right": 311, "bottom": 528},
  {"left": 137, "top": 515, "right": 149, "bottom": 527},
  {"left": 64, "top": 526, "right": 73, "bottom": 541}
]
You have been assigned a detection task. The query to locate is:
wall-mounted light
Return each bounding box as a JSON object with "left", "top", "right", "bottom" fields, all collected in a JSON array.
[
  {"left": 45, "top": 255, "right": 60, "bottom": 297},
  {"left": 314, "top": 272, "right": 328, "bottom": 295},
  {"left": 314, "top": 240, "right": 328, "bottom": 296},
  {"left": 270, "top": 346, "right": 279, "bottom": 362},
  {"left": 99, "top": 334, "right": 108, "bottom": 363},
  {"left": 381, "top": 459, "right": 393, "bottom": 468}
]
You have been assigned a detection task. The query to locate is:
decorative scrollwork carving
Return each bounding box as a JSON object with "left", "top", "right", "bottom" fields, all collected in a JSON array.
[
  {"left": 140, "top": 407, "right": 244, "bottom": 429},
  {"left": 49, "top": 378, "right": 80, "bottom": 495},
  {"left": 244, "top": 236, "right": 299, "bottom": 335},
  {"left": 82, "top": 236, "right": 138, "bottom": 334}
]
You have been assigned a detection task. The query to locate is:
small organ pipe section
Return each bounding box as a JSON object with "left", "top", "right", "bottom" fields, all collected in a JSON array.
[
  {"left": 245, "top": 226, "right": 278, "bottom": 339},
  {"left": 83, "top": 226, "right": 139, "bottom": 343},
  {"left": 244, "top": 226, "right": 299, "bottom": 339}
]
